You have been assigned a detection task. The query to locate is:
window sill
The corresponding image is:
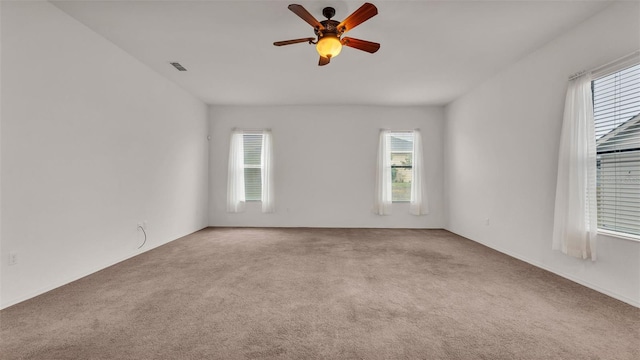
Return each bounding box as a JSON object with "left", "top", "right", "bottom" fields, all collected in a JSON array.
[{"left": 597, "top": 229, "right": 640, "bottom": 243}]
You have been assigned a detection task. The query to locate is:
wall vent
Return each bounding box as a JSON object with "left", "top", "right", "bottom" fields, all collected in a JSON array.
[{"left": 170, "top": 62, "right": 187, "bottom": 71}]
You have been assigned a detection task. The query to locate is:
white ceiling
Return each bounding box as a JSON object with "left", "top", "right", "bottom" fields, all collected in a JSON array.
[{"left": 51, "top": 0, "right": 611, "bottom": 106}]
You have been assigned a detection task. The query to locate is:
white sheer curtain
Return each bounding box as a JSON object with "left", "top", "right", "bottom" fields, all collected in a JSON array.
[
  {"left": 375, "top": 130, "right": 392, "bottom": 215},
  {"left": 227, "top": 130, "right": 245, "bottom": 213},
  {"left": 261, "top": 130, "right": 275, "bottom": 213},
  {"left": 410, "top": 130, "right": 428, "bottom": 215},
  {"left": 552, "top": 73, "right": 597, "bottom": 261}
]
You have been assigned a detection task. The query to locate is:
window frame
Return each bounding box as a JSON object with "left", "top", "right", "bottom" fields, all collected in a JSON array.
[
  {"left": 242, "top": 132, "right": 264, "bottom": 202},
  {"left": 388, "top": 131, "right": 415, "bottom": 203},
  {"left": 591, "top": 57, "right": 640, "bottom": 241}
]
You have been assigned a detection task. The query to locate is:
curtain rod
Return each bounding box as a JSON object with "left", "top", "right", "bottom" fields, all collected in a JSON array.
[
  {"left": 569, "top": 50, "right": 640, "bottom": 81},
  {"left": 380, "top": 128, "right": 420, "bottom": 132},
  {"left": 232, "top": 127, "right": 271, "bottom": 132}
]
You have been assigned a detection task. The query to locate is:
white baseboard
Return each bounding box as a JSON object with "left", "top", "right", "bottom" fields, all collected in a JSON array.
[
  {"left": 4, "top": 227, "right": 636, "bottom": 310},
  {"left": 1, "top": 227, "right": 206, "bottom": 310},
  {"left": 447, "top": 230, "right": 639, "bottom": 308}
]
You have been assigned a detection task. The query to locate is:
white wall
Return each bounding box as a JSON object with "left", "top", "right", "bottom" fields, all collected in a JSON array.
[
  {"left": 0, "top": 1, "right": 209, "bottom": 308},
  {"left": 209, "top": 105, "right": 445, "bottom": 228},
  {"left": 445, "top": 1, "right": 640, "bottom": 307}
]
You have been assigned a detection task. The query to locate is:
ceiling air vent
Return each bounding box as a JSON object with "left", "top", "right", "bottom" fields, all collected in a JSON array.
[{"left": 170, "top": 62, "right": 187, "bottom": 71}]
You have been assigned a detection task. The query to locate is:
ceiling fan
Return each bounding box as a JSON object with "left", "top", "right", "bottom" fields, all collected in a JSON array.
[{"left": 274, "top": 3, "right": 380, "bottom": 66}]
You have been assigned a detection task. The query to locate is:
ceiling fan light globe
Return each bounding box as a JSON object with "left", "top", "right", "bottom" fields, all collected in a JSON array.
[{"left": 316, "top": 36, "right": 342, "bottom": 58}]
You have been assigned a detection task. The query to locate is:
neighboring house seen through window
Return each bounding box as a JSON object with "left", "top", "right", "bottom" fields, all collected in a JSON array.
[{"left": 593, "top": 62, "right": 640, "bottom": 237}]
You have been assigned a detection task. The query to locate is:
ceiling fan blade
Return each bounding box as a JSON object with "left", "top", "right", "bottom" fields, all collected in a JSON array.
[
  {"left": 318, "top": 56, "right": 330, "bottom": 66},
  {"left": 341, "top": 37, "right": 380, "bottom": 53},
  {"left": 288, "top": 4, "right": 325, "bottom": 30},
  {"left": 273, "top": 37, "right": 315, "bottom": 46},
  {"left": 337, "top": 3, "right": 378, "bottom": 34}
]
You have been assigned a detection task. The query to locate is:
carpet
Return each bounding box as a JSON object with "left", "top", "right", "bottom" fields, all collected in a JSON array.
[{"left": 1, "top": 228, "right": 638, "bottom": 359}]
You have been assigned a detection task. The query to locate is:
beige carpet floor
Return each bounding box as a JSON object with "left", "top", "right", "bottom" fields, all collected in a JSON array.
[{"left": 1, "top": 228, "right": 638, "bottom": 359}]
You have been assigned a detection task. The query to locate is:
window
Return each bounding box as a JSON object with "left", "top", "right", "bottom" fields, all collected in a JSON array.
[
  {"left": 389, "top": 132, "right": 414, "bottom": 202},
  {"left": 375, "top": 129, "right": 426, "bottom": 215},
  {"left": 593, "top": 62, "right": 640, "bottom": 237},
  {"left": 243, "top": 133, "right": 263, "bottom": 201},
  {"left": 227, "top": 129, "right": 274, "bottom": 213}
]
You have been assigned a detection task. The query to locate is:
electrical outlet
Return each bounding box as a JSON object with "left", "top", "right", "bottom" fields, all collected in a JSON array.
[
  {"left": 9, "top": 251, "right": 18, "bottom": 266},
  {"left": 143, "top": 221, "right": 148, "bottom": 230}
]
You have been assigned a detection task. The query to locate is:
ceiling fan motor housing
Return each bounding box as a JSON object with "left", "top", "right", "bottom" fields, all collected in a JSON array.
[{"left": 315, "top": 19, "right": 341, "bottom": 38}]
